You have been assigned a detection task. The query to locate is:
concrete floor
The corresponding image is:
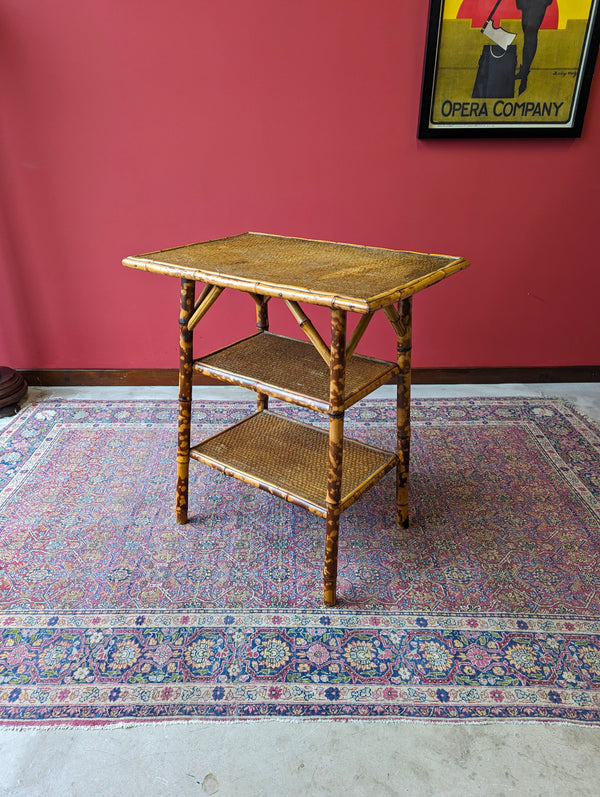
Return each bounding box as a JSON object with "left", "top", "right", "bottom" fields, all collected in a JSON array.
[{"left": 1, "top": 383, "right": 600, "bottom": 796}]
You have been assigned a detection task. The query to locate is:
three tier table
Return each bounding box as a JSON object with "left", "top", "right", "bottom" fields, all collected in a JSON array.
[{"left": 124, "top": 233, "right": 468, "bottom": 606}]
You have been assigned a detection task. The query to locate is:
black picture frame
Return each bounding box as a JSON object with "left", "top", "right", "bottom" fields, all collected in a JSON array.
[{"left": 418, "top": 0, "right": 600, "bottom": 138}]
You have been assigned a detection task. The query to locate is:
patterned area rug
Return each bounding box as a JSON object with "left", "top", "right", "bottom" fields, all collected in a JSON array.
[{"left": 0, "top": 397, "right": 599, "bottom": 726}]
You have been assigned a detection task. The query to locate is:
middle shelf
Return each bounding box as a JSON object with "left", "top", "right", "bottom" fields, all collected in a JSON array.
[{"left": 193, "top": 331, "right": 399, "bottom": 413}]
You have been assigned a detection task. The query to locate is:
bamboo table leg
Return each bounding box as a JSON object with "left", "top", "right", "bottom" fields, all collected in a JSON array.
[
  {"left": 396, "top": 297, "right": 412, "bottom": 528},
  {"left": 176, "top": 278, "right": 195, "bottom": 524},
  {"left": 324, "top": 307, "right": 347, "bottom": 607},
  {"left": 256, "top": 296, "right": 269, "bottom": 412}
]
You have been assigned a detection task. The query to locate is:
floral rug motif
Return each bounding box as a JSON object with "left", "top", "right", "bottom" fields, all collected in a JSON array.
[{"left": 0, "top": 397, "right": 599, "bottom": 725}]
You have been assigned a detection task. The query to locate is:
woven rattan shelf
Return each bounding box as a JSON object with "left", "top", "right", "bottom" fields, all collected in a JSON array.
[
  {"left": 190, "top": 410, "right": 397, "bottom": 517},
  {"left": 123, "top": 231, "right": 469, "bottom": 606},
  {"left": 194, "top": 332, "right": 398, "bottom": 413}
]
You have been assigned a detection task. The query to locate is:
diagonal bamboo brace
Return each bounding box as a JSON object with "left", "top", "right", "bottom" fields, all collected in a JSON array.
[
  {"left": 284, "top": 300, "right": 331, "bottom": 365},
  {"left": 192, "top": 283, "right": 213, "bottom": 314},
  {"left": 187, "top": 285, "right": 224, "bottom": 331},
  {"left": 346, "top": 311, "right": 373, "bottom": 358},
  {"left": 383, "top": 303, "right": 408, "bottom": 338}
]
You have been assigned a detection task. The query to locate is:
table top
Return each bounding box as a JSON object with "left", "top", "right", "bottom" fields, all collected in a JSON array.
[{"left": 123, "top": 232, "right": 468, "bottom": 312}]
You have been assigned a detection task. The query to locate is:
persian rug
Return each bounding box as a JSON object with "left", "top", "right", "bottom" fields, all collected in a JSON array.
[{"left": 0, "top": 397, "right": 599, "bottom": 726}]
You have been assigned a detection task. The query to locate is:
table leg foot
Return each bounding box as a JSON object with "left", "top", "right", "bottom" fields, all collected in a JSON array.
[
  {"left": 176, "top": 452, "right": 190, "bottom": 524},
  {"left": 176, "top": 477, "right": 188, "bottom": 525},
  {"left": 396, "top": 443, "right": 410, "bottom": 529},
  {"left": 323, "top": 510, "right": 340, "bottom": 607},
  {"left": 323, "top": 583, "right": 337, "bottom": 607}
]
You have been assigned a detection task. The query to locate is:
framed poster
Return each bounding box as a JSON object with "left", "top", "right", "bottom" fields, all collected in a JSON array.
[{"left": 418, "top": 0, "right": 600, "bottom": 137}]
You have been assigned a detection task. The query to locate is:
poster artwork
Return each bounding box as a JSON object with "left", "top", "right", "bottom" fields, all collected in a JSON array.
[{"left": 419, "top": 0, "right": 600, "bottom": 135}]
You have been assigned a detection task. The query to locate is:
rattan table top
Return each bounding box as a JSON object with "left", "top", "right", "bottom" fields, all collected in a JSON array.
[{"left": 124, "top": 232, "right": 468, "bottom": 312}]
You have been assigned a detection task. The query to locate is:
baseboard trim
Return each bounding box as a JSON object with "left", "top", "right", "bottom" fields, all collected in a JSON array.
[{"left": 20, "top": 366, "right": 600, "bottom": 387}]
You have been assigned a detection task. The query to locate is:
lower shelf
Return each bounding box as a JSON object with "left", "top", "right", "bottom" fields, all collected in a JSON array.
[{"left": 189, "top": 410, "right": 397, "bottom": 518}]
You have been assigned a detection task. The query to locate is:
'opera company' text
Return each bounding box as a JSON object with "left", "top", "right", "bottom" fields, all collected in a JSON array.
[{"left": 440, "top": 100, "right": 565, "bottom": 118}]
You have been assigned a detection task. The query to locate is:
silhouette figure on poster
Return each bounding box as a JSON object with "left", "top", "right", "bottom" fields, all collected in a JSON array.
[
  {"left": 515, "top": 0, "right": 554, "bottom": 93},
  {"left": 471, "top": 0, "right": 554, "bottom": 97}
]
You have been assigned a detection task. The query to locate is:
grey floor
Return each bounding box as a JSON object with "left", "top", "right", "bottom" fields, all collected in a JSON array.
[{"left": 1, "top": 383, "right": 600, "bottom": 797}]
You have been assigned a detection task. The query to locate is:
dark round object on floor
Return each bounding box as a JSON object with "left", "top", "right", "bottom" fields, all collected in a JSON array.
[{"left": 0, "top": 366, "right": 28, "bottom": 417}]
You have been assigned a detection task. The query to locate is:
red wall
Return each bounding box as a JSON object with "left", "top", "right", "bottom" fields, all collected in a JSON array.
[{"left": 1, "top": 1, "right": 599, "bottom": 370}]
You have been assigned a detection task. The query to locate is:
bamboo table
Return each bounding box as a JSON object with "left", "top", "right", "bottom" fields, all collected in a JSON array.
[{"left": 124, "top": 233, "right": 468, "bottom": 606}]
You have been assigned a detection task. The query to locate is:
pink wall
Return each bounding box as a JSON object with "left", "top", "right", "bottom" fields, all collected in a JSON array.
[{"left": 1, "top": 1, "right": 599, "bottom": 371}]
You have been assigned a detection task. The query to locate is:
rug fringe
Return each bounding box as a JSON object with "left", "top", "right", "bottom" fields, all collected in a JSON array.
[{"left": 2, "top": 716, "right": 600, "bottom": 732}]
